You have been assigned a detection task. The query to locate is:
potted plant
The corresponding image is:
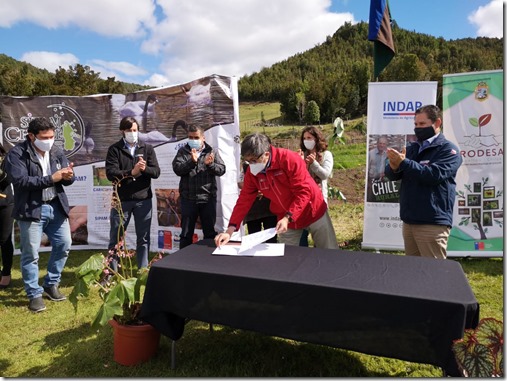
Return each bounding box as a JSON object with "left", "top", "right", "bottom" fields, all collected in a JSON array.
[
  {"left": 452, "top": 317, "right": 503, "bottom": 377},
  {"left": 69, "top": 175, "right": 164, "bottom": 365}
]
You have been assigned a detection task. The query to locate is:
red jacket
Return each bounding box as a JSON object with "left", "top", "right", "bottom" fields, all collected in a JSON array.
[{"left": 228, "top": 146, "right": 327, "bottom": 230}]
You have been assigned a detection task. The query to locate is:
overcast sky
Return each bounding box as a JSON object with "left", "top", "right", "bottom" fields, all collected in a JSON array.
[{"left": 0, "top": 0, "right": 503, "bottom": 87}]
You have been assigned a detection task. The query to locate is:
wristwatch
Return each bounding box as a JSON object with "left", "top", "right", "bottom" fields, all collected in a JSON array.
[{"left": 285, "top": 212, "right": 293, "bottom": 223}]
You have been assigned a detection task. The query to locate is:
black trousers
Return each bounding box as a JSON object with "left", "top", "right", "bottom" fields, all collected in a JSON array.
[
  {"left": 246, "top": 215, "right": 278, "bottom": 243},
  {"left": 0, "top": 203, "right": 14, "bottom": 276},
  {"left": 179, "top": 197, "right": 217, "bottom": 249}
]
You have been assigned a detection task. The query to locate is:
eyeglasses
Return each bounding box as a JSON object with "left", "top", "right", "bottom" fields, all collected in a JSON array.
[{"left": 244, "top": 153, "right": 265, "bottom": 164}]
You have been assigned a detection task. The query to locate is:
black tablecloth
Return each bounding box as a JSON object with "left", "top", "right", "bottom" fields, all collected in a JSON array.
[{"left": 140, "top": 240, "right": 479, "bottom": 375}]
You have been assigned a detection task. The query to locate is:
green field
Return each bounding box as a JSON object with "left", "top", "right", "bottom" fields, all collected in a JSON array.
[{"left": 0, "top": 102, "right": 502, "bottom": 377}]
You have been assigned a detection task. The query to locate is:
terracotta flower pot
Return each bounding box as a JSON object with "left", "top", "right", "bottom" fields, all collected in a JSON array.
[{"left": 109, "top": 319, "right": 161, "bottom": 366}]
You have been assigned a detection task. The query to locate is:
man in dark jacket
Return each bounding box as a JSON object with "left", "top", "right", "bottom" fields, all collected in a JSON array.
[
  {"left": 172, "top": 125, "right": 226, "bottom": 249},
  {"left": 105, "top": 116, "right": 160, "bottom": 269},
  {"left": 0, "top": 143, "right": 15, "bottom": 289},
  {"left": 5, "top": 117, "right": 75, "bottom": 312},
  {"left": 385, "top": 104, "right": 463, "bottom": 259}
]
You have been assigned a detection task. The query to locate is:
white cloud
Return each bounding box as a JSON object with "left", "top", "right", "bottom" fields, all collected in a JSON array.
[
  {"left": 20, "top": 51, "right": 79, "bottom": 72},
  {"left": 0, "top": 0, "right": 156, "bottom": 38},
  {"left": 89, "top": 59, "right": 147, "bottom": 76},
  {"left": 1, "top": 0, "right": 355, "bottom": 86},
  {"left": 1, "top": 0, "right": 503, "bottom": 88},
  {"left": 142, "top": 0, "right": 354, "bottom": 85},
  {"left": 468, "top": 0, "right": 504, "bottom": 38}
]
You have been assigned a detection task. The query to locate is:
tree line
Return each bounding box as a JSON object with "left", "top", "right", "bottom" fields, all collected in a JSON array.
[
  {"left": 0, "top": 21, "right": 503, "bottom": 124},
  {"left": 0, "top": 54, "right": 150, "bottom": 97}
]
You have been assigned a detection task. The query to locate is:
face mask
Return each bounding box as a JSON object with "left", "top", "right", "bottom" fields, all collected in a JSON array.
[
  {"left": 188, "top": 139, "right": 202, "bottom": 150},
  {"left": 414, "top": 126, "right": 436, "bottom": 142},
  {"left": 249, "top": 162, "right": 266, "bottom": 176},
  {"left": 124, "top": 131, "right": 138, "bottom": 144},
  {"left": 303, "top": 140, "right": 316, "bottom": 150},
  {"left": 33, "top": 137, "right": 54, "bottom": 152}
]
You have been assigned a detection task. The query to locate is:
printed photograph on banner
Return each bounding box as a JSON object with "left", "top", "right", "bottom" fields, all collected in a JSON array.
[
  {"left": 155, "top": 188, "right": 181, "bottom": 227},
  {"left": 92, "top": 165, "right": 112, "bottom": 186},
  {"left": 69, "top": 205, "right": 88, "bottom": 245},
  {"left": 366, "top": 134, "right": 404, "bottom": 203}
]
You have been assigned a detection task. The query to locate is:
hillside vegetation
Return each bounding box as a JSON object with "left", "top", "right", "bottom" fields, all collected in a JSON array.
[
  {"left": 0, "top": 22, "right": 502, "bottom": 122},
  {"left": 238, "top": 22, "right": 503, "bottom": 122}
]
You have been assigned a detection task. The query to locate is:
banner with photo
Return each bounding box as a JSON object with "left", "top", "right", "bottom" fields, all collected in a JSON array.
[
  {"left": 0, "top": 74, "right": 241, "bottom": 253},
  {"left": 362, "top": 81, "right": 437, "bottom": 251},
  {"left": 442, "top": 70, "right": 503, "bottom": 257}
]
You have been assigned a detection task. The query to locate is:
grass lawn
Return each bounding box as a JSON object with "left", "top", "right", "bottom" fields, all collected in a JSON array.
[
  {"left": 0, "top": 223, "right": 502, "bottom": 377},
  {"left": 0, "top": 102, "right": 502, "bottom": 376}
]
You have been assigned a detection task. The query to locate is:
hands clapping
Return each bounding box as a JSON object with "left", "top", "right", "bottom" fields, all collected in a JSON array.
[
  {"left": 205, "top": 152, "right": 214, "bottom": 165},
  {"left": 305, "top": 152, "right": 316, "bottom": 165},
  {"left": 132, "top": 156, "right": 146, "bottom": 176},
  {"left": 386, "top": 147, "right": 406, "bottom": 171},
  {"left": 53, "top": 162, "right": 74, "bottom": 182}
]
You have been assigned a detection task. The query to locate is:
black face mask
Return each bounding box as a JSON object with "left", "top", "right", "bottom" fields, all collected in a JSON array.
[{"left": 414, "top": 126, "right": 436, "bottom": 141}]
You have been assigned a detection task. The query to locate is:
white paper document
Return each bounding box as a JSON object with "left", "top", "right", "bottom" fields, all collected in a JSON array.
[
  {"left": 238, "top": 228, "right": 277, "bottom": 253},
  {"left": 212, "top": 242, "right": 285, "bottom": 256},
  {"left": 212, "top": 228, "right": 284, "bottom": 256}
]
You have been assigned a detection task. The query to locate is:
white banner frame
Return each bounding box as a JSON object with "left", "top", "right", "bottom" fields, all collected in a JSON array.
[{"left": 362, "top": 81, "right": 437, "bottom": 251}]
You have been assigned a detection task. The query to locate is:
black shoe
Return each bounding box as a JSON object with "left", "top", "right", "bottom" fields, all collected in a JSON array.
[
  {"left": 29, "top": 296, "right": 46, "bottom": 313},
  {"left": 0, "top": 275, "right": 11, "bottom": 289},
  {"left": 43, "top": 285, "right": 66, "bottom": 301}
]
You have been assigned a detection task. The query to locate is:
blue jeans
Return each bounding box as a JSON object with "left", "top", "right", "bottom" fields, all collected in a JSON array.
[
  {"left": 18, "top": 201, "right": 71, "bottom": 300},
  {"left": 108, "top": 198, "right": 152, "bottom": 269},
  {"left": 179, "top": 197, "right": 217, "bottom": 249}
]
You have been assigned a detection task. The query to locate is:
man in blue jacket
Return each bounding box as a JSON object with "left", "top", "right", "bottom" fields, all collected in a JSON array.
[
  {"left": 5, "top": 117, "right": 75, "bottom": 312},
  {"left": 385, "top": 105, "right": 462, "bottom": 259}
]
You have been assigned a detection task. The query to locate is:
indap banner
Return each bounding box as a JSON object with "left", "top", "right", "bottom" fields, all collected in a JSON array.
[
  {"left": 0, "top": 74, "right": 241, "bottom": 253},
  {"left": 362, "top": 81, "right": 437, "bottom": 251},
  {"left": 442, "top": 70, "right": 503, "bottom": 258}
]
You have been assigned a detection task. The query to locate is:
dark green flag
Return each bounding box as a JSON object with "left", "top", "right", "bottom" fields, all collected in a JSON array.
[{"left": 368, "top": 0, "right": 395, "bottom": 78}]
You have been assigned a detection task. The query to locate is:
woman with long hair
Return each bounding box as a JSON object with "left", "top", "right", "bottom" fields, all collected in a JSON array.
[{"left": 298, "top": 126, "right": 334, "bottom": 246}]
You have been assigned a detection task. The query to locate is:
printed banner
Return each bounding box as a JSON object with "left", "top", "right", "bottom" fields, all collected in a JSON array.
[
  {"left": 442, "top": 70, "right": 503, "bottom": 257},
  {"left": 0, "top": 74, "right": 241, "bottom": 253},
  {"left": 362, "top": 81, "right": 437, "bottom": 250}
]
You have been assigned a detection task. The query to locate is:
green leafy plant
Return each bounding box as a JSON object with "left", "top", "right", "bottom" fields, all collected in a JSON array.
[
  {"left": 69, "top": 175, "right": 163, "bottom": 329},
  {"left": 328, "top": 186, "right": 347, "bottom": 202},
  {"left": 452, "top": 317, "right": 504, "bottom": 377}
]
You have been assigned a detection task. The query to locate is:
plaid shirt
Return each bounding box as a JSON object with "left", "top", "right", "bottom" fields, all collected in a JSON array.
[{"left": 172, "top": 142, "right": 226, "bottom": 203}]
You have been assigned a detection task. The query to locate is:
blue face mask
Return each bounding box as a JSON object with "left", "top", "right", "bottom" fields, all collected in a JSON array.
[{"left": 188, "top": 139, "right": 202, "bottom": 150}]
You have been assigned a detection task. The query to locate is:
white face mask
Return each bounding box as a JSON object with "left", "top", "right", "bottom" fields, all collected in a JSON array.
[
  {"left": 303, "top": 139, "right": 316, "bottom": 150},
  {"left": 34, "top": 137, "right": 54, "bottom": 152},
  {"left": 249, "top": 162, "right": 266, "bottom": 176},
  {"left": 124, "top": 131, "right": 138, "bottom": 144}
]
